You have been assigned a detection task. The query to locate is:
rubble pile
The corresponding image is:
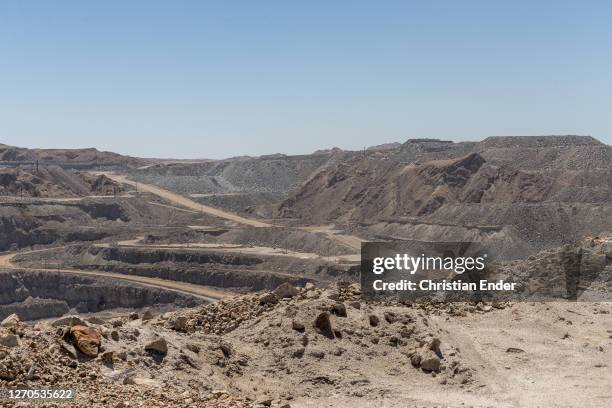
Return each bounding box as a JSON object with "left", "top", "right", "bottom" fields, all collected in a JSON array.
[{"left": 0, "top": 282, "right": 481, "bottom": 407}]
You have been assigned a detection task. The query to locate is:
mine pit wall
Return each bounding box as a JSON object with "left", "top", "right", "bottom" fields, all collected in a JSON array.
[
  {"left": 0, "top": 270, "right": 203, "bottom": 322},
  {"left": 76, "top": 263, "right": 310, "bottom": 291},
  {"left": 0, "top": 222, "right": 111, "bottom": 252},
  {"left": 143, "top": 226, "right": 356, "bottom": 257},
  {"left": 98, "top": 246, "right": 264, "bottom": 266},
  {"left": 86, "top": 246, "right": 355, "bottom": 290},
  {"left": 0, "top": 200, "right": 127, "bottom": 251}
]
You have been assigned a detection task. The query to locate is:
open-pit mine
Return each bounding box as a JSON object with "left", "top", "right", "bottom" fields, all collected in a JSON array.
[{"left": 0, "top": 137, "right": 611, "bottom": 407}]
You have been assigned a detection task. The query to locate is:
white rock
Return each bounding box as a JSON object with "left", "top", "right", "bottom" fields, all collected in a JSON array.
[{"left": 0, "top": 313, "right": 20, "bottom": 328}]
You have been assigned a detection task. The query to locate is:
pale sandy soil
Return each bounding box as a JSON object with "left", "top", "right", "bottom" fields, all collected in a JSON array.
[
  {"left": 287, "top": 302, "right": 612, "bottom": 408},
  {"left": 107, "top": 237, "right": 360, "bottom": 263},
  {"left": 298, "top": 224, "right": 364, "bottom": 250}
]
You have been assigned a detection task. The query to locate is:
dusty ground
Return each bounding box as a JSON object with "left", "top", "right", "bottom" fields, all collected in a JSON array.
[
  {"left": 430, "top": 302, "right": 612, "bottom": 408},
  {"left": 1, "top": 284, "right": 610, "bottom": 407}
]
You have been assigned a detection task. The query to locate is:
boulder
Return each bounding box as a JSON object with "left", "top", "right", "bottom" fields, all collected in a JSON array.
[
  {"left": 313, "top": 312, "right": 334, "bottom": 339},
  {"left": 429, "top": 337, "right": 441, "bottom": 355},
  {"left": 142, "top": 310, "right": 154, "bottom": 321},
  {"left": 100, "top": 351, "right": 115, "bottom": 365},
  {"left": 273, "top": 283, "right": 299, "bottom": 299},
  {"left": 145, "top": 337, "right": 168, "bottom": 355},
  {"left": 309, "top": 350, "right": 325, "bottom": 359},
  {"left": 169, "top": 315, "right": 188, "bottom": 332},
  {"left": 411, "top": 349, "right": 441, "bottom": 372},
  {"left": 255, "top": 398, "right": 273, "bottom": 407},
  {"left": 292, "top": 320, "right": 305, "bottom": 332},
  {"left": 259, "top": 293, "right": 279, "bottom": 305},
  {"left": 400, "top": 326, "right": 414, "bottom": 338},
  {"left": 70, "top": 325, "right": 101, "bottom": 357},
  {"left": 52, "top": 316, "right": 87, "bottom": 328},
  {"left": 326, "top": 291, "right": 340, "bottom": 301},
  {"left": 421, "top": 356, "right": 441, "bottom": 372},
  {"left": 383, "top": 311, "right": 397, "bottom": 323},
  {"left": 186, "top": 343, "right": 200, "bottom": 354},
  {"left": 410, "top": 353, "right": 422, "bottom": 368},
  {"left": 477, "top": 303, "right": 493, "bottom": 313},
  {"left": 0, "top": 333, "right": 19, "bottom": 348},
  {"left": 331, "top": 302, "right": 347, "bottom": 317},
  {"left": 348, "top": 301, "right": 361, "bottom": 309},
  {"left": 58, "top": 339, "right": 78, "bottom": 359},
  {"left": 368, "top": 314, "right": 380, "bottom": 327},
  {"left": 110, "top": 330, "right": 119, "bottom": 341},
  {"left": 86, "top": 317, "right": 106, "bottom": 325},
  {"left": 305, "top": 291, "right": 319, "bottom": 299},
  {"left": 0, "top": 313, "right": 20, "bottom": 328},
  {"left": 110, "top": 318, "right": 123, "bottom": 328},
  {"left": 219, "top": 342, "right": 234, "bottom": 358}
]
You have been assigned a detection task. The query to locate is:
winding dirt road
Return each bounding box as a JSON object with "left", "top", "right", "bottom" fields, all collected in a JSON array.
[
  {"left": 100, "top": 237, "right": 361, "bottom": 263},
  {"left": 0, "top": 175, "right": 362, "bottom": 305},
  {"left": 103, "top": 173, "right": 364, "bottom": 251},
  {"left": 0, "top": 248, "right": 230, "bottom": 302},
  {"left": 104, "top": 174, "right": 271, "bottom": 227}
]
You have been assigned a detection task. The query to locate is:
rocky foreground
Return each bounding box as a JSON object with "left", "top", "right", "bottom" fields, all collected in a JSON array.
[
  {"left": 1, "top": 281, "right": 610, "bottom": 408},
  {"left": 0, "top": 282, "right": 486, "bottom": 408}
]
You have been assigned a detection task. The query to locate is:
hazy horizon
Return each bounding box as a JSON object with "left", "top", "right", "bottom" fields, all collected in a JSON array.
[
  {"left": 2, "top": 134, "right": 608, "bottom": 161},
  {"left": 1, "top": 1, "right": 611, "bottom": 159}
]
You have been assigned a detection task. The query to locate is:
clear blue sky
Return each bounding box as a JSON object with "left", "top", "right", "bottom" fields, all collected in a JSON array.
[{"left": 1, "top": 1, "right": 610, "bottom": 159}]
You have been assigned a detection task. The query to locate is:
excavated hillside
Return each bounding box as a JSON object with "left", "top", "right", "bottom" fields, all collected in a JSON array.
[
  {"left": 142, "top": 226, "right": 356, "bottom": 256},
  {"left": 13, "top": 240, "right": 358, "bottom": 294},
  {"left": 0, "top": 271, "right": 201, "bottom": 322},
  {"left": 276, "top": 136, "right": 612, "bottom": 253},
  {"left": 127, "top": 152, "right": 348, "bottom": 197},
  {"left": 0, "top": 143, "right": 149, "bottom": 169},
  {"left": 0, "top": 194, "right": 223, "bottom": 251},
  {"left": 0, "top": 166, "right": 123, "bottom": 198}
]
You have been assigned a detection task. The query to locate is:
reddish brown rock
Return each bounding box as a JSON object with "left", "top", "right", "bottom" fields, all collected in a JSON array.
[{"left": 70, "top": 325, "right": 101, "bottom": 357}]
